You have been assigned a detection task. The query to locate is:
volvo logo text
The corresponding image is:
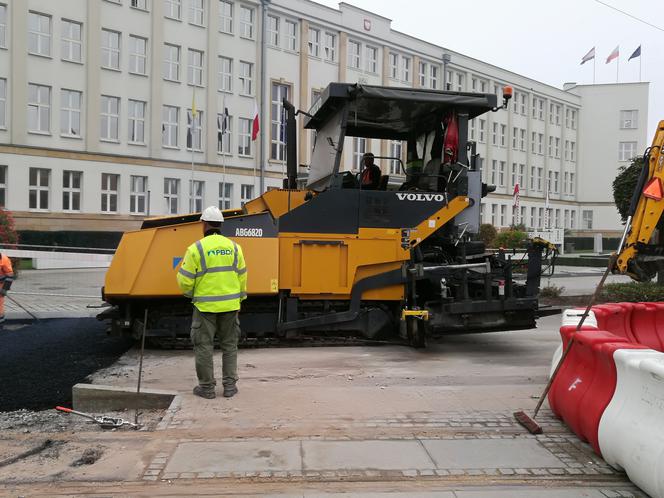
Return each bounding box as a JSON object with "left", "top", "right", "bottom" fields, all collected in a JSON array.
[{"left": 396, "top": 193, "right": 444, "bottom": 202}]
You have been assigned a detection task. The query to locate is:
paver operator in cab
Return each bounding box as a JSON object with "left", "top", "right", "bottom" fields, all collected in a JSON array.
[{"left": 177, "top": 206, "right": 247, "bottom": 399}]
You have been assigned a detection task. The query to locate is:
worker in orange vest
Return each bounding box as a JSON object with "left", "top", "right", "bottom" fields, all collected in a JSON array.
[{"left": 0, "top": 253, "right": 14, "bottom": 324}]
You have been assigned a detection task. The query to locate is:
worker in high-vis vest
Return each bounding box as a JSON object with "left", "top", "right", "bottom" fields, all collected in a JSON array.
[
  {"left": 176, "top": 206, "right": 247, "bottom": 399},
  {"left": 0, "top": 253, "right": 14, "bottom": 324}
]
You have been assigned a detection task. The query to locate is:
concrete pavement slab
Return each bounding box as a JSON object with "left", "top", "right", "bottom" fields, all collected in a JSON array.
[
  {"left": 454, "top": 489, "right": 624, "bottom": 497},
  {"left": 421, "top": 439, "right": 564, "bottom": 469},
  {"left": 302, "top": 440, "right": 434, "bottom": 471},
  {"left": 164, "top": 441, "right": 302, "bottom": 474}
]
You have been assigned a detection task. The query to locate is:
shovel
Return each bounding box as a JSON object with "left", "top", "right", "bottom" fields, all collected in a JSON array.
[{"left": 55, "top": 406, "right": 140, "bottom": 429}]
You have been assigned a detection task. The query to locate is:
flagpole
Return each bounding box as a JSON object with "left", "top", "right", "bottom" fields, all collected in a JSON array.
[
  {"left": 616, "top": 53, "right": 619, "bottom": 83},
  {"left": 221, "top": 96, "right": 226, "bottom": 204},
  {"left": 190, "top": 87, "right": 196, "bottom": 212}
]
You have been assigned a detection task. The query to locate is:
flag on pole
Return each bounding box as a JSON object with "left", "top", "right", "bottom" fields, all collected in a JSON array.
[
  {"left": 512, "top": 183, "right": 520, "bottom": 225},
  {"left": 544, "top": 182, "right": 551, "bottom": 229},
  {"left": 580, "top": 47, "right": 595, "bottom": 65},
  {"left": 217, "top": 107, "right": 230, "bottom": 150},
  {"left": 628, "top": 45, "right": 641, "bottom": 61},
  {"left": 186, "top": 110, "right": 193, "bottom": 149},
  {"left": 606, "top": 45, "right": 619, "bottom": 64},
  {"left": 251, "top": 100, "right": 260, "bottom": 141}
]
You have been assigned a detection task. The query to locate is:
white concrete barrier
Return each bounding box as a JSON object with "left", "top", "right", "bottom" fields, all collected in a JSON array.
[
  {"left": 2, "top": 248, "right": 113, "bottom": 269},
  {"left": 550, "top": 309, "right": 598, "bottom": 378},
  {"left": 598, "top": 349, "right": 664, "bottom": 498}
]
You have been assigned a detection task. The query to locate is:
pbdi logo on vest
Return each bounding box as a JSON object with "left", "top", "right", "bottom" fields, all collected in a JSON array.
[
  {"left": 207, "top": 249, "right": 233, "bottom": 256},
  {"left": 396, "top": 193, "right": 445, "bottom": 202}
]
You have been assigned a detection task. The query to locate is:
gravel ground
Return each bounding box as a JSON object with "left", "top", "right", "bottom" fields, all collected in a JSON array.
[{"left": 0, "top": 318, "right": 133, "bottom": 412}]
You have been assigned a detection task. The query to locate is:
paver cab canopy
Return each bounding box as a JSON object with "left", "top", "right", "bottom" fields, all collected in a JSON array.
[{"left": 303, "top": 83, "right": 498, "bottom": 191}]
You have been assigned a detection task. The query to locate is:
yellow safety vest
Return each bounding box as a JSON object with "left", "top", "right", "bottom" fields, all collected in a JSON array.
[{"left": 176, "top": 233, "right": 247, "bottom": 313}]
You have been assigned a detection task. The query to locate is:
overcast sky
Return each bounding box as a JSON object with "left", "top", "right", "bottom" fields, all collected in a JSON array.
[{"left": 315, "top": 0, "right": 662, "bottom": 137}]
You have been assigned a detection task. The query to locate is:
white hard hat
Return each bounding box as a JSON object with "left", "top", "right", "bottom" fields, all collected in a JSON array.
[{"left": 200, "top": 205, "right": 225, "bottom": 222}]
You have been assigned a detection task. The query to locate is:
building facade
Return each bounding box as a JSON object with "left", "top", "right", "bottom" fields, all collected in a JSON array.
[{"left": 0, "top": 0, "right": 649, "bottom": 235}]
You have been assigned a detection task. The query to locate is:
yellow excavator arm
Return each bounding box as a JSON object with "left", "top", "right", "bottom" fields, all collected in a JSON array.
[{"left": 614, "top": 120, "right": 664, "bottom": 281}]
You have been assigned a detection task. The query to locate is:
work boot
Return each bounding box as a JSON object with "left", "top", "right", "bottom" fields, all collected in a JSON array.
[
  {"left": 223, "top": 383, "right": 238, "bottom": 398},
  {"left": 193, "top": 385, "right": 216, "bottom": 399}
]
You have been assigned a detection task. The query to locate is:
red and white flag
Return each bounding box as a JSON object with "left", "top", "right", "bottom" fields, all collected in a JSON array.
[
  {"left": 580, "top": 47, "right": 595, "bottom": 65},
  {"left": 251, "top": 100, "right": 260, "bottom": 141},
  {"left": 512, "top": 183, "right": 520, "bottom": 225},
  {"left": 606, "top": 45, "right": 619, "bottom": 64}
]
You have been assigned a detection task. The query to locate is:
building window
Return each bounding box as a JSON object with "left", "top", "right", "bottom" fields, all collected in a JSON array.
[
  {"left": 365, "top": 45, "right": 377, "bottom": 73},
  {"left": 619, "top": 141, "right": 637, "bottom": 162},
  {"left": 491, "top": 122, "right": 498, "bottom": 145},
  {"left": 238, "top": 61, "right": 253, "bottom": 95},
  {"left": 489, "top": 160, "right": 497, "bottom": 185},
  {"left": 620, "top": 110, "right": 638, "bottom": 129},
  {"left": 100, "top": 95, "right": 119, "bottom": 141},
  {"left": 240, "top": 184, "right": 253, "bottom": 206},
  {"left": 189, "top": 180, "right": 204, "bottom": 212},
  {"left": 60, "top": 89, "right": 81, "bottom": 137},
  {"left": 187, "top": 110, "right": 203, "bottom": 150},
  {"left": 239, "top": 5, "right": 254, "bottom": 39},
  {"left": 348, "top": 40, "right": 360, "bottom": 69},
  {"left": 353, "top": 137, "right": 366, "bottom": 170},
  {"left": 418, "top": 61, "right": 427, "bottom": 87},
  {"left": 530, "top": 166, "right": 536, "bottom": 190},
  {"left": 548, "top": 136, "right": 553, "bottom": 157},
  {"left": 270, "top": 83, "right": 290, "bottom": 161},
  {"left": 218, "top": 56, "right": 232, "bottom": 92},
  {"left": 555, "top": 138, "right": 560, "bottom": 158},
  {"left": 164, "top": 178, "right": 179, "bottom": 214},
  {"left": 478, "top": 119, "right": 485, "bottom": 143},
  {"left": 512, "top": 127, "right": 518, "bottom": 150},
  {"left": 101, "top": 29, "right": 120, "bottom": 70},
  {"left": 219, "top": 0, "right": 233, "bottom": 33},
  {"left": 570, "top": 109, "right": 577, "bottom": 129},
  {"left": 128, "top": 99, "right": 146, "bottom": 144},
  {"left": 267, "top": 15, "right": 279, "bottom": 47},
  {"left": 217, "top": 112, "right": 231, "bottom": 153},
  {"left": 323, "top": 32, "right": 336, "bottom": 61},
  {"left": 490, "top": 204, "right": 497, "bottom": 226},
  {"left": 162, "top": 105, "right": 178, "bottom": 147},
  {"left": 401, "top": 56, "right": 410, "bottom": 82},
  {"left": 238, "top": 117, "right": 252, "bottom": 156},
  {"left": 500, "top": 124, "right": 506, "bottom": 147},
  {"left": 189, "top": 0, "right": 204, "bottom": 26},
  {"left": 510, "top": 163, "right": 517, "bottom": 186},
  {"left": 28, "top": 84, "right": 51, "bottom": 133},
  {"left": 28, "top": 12, "right": 51, "bottom": 57},
  {"left": 0, "top": 165, "right": 6, "bottom": 207},
  {"left": 187, "top": 49, "right": 203, "bottom": 86},
  {"left": 537, "top": 133, "right": 544, "bottom": 155},
  {"left": 131, "top": 0, "right": 148, "bottom": 9},
  {"left": 163, "top": 44, "right": 180, "bottom": 81},
  {"left": 530, "top": 207, "right": 536, "bottom": 228},
  {"left": 308, "top": 27, "right": 319, "bottom": 57},
  {"left": 165, "top": 0, "right": 181, "bottom": 20},
  {"left": 62, "top": 170, "right": 82, "bottom": 211},
  {"left": 518, "top": 164, "right": 525, "bottom": 187},
  {"left": 284, "top": 20, "right": 297, "bottom": 51},
  {"left": 520, "top": 129, "right": 526, "bottom": 151},
  {"left": 569, "top": 173, "right": 575, "bottom": 194},
  {"left": 500, "top": 205, "right": 507, "bottom": 227},
  {"left": 469, "top": 119, "right": 475, "bottom": 141},
  {"left": 430, "top": 66, "right": 439, "bottom": 89},
  {"left": 28, "top": 168, "right": 50, "bottom": 211},
  {"left": 61, "top": 19, "right": 82, "bottom": 63},
  {"left": 389, "top": 53, "right": 398, "bottom": 79},
  {"left": 570, "top": 141, "right": 576, "bottom": 162},
  {"left": 0, "top": 4, "right": 6, "bottom": 48},
  {"left": 554, "top": 171, "right": 559, "bottom": 193},
  {"left": 390, "top": 140, "right": 402, "bottom": 175},
  {"left": 498, "top": 161, "right": 506, "bottom": 186},
  {"left": 537, "top": 167, "right": 544, "bottom": 191},
  {"left": 219, "top": 182, "right": 233, "bottom": 209},
  {"left": 129, "top": 175, "right": 147, "bottom": 214},
  {"left": 101, "top": 173, "right": 119, "bottom": 213},
  {"left": 129, "top": 35, "right": 147, "bottom": 75},
  {"left": 582, "top": 210, "right": 593, "bottom": 230}
]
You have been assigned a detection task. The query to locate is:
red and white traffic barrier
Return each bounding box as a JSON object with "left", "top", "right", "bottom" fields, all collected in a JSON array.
[{"left": 549, "top": 303, "right": 664, "bottom": 498}]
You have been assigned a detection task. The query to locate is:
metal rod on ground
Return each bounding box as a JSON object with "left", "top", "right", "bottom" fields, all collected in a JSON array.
[
  {"left": 514, "top": 254, "right": 617, "bottom": 434},
  {"left": 135, "top": 308, "right": 148, "bottom": 427},
  {"left": 5, "top": 294, "right": 39, "bottom": 321}
]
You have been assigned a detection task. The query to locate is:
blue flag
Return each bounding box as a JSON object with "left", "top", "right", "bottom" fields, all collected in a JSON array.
[{"left": 628, "top": 45, "right": 641, "bottom": 61}]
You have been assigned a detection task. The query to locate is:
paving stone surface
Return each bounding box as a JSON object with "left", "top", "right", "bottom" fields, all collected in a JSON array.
[
  {"left": 164, "top": 441, "right": 302, "bottom": 474},
  {"left": 421, "top": 438, "right": 565, "bottom": 469}
]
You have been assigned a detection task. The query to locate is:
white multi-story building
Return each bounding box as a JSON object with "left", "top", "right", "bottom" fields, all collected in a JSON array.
[{"left": 0, "top": 0, "right": 649, "bottom": 236}]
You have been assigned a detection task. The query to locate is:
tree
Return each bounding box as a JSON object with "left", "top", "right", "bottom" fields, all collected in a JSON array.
[
  {"left": 612, "top": 156, "right": 644, "bottom": 223},
  {"left": 0, "top": 208, "right": 18, "bottom": 246}
]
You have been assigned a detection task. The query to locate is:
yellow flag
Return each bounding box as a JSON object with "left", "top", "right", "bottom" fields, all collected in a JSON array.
[{"left": 191, "top": 89, "right": 197, "bottom": 118}]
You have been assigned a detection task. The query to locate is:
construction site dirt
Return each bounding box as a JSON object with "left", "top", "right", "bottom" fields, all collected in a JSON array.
[{"left": 0, "top": 314, "right": 647, "bottom": 497}]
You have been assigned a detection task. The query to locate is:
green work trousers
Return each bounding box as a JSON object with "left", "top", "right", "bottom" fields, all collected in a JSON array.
[{"left": 190, "top": 307, "right": 240, "bottom": 388}]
